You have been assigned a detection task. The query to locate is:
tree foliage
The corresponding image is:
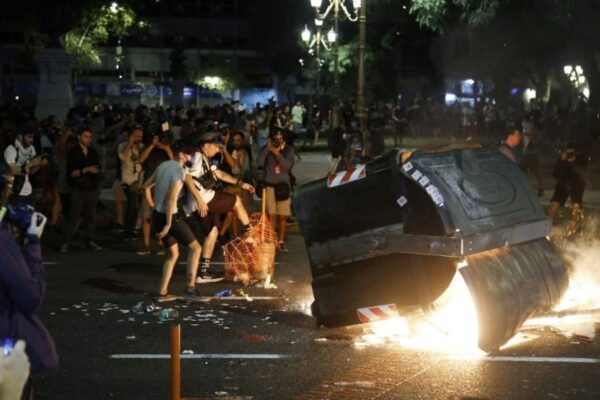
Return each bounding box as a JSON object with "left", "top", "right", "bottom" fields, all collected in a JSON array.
[
  {"left": 410, "top": 0, "right": 503, "bottom": 32},
  {"left": 61, "top": 3, "right": 136, "bottom": 68}
]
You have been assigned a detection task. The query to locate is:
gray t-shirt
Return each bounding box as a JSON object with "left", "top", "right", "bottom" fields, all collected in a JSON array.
[{"left": 153, "top": 160, "right": 184, "bottom": 214}]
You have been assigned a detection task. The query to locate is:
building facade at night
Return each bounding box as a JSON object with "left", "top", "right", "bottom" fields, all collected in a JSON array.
[{"left": 0, "top": 0, "right": 279, "bottom": 113}]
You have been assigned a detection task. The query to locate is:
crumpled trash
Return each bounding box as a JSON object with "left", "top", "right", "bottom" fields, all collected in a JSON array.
[
  {"left": 132, "top": 302, "right": 145, "bottom": 314},
  {"left": 236, "top": 289, "right": 254, "bottom": 302},
  {"left": 133, "top": 302, "right": 157, "bottom": 314},
  {"left": 182, "top": 350, "right": 194, "bottom": 354},
  {"left": 214, "top": 289, "right": 233, "bottom": 297},
  {"left": 215, "top": 391, "right": 228, "bottom": 397},
  {"left": 159, "top": 308, "right": 179, "bottom": 321}
]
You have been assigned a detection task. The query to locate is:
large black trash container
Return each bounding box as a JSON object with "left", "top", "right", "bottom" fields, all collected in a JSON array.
[{"left": 294, "top": 146, "right": 568, "bottom": 352}]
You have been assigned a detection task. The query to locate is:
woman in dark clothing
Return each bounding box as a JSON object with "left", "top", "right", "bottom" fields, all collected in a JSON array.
[
  {"left": 0, "top": 162, "right": 58, "bottom": 399},
  {"left": 547, "top": 143, "right": 587, "bottom": 237}
]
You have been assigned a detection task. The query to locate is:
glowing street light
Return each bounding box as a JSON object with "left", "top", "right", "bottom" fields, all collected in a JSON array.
[
  {"left": 302, "top": 25, "right": 311, "bottom": 43},
  {"left": 327, "top": 28, "right": 337, "bottom": 43},
  {"left": 307, "top": 0, "right": 363, "bottom": 129},
  {"left": 563, "top": 64, "right": 589, "bottom": 104}
]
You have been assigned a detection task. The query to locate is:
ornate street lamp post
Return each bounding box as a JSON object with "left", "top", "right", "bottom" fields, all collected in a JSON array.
[{"left": 308, "top": 0, "right": 363, "bottom": 129}]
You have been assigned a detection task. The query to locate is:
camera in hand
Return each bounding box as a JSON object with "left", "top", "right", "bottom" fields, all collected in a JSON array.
[{"left": 3, "top": 203, "right": 34, "bottom": 231}]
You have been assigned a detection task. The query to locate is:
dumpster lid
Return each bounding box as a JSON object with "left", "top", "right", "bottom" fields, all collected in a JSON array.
[{"left": 400, "top": 147, "right": 547, "bottom": 237}]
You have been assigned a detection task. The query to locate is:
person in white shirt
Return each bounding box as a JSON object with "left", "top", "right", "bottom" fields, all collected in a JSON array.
[
  {"left": 291, "top": 100, "right": 305, "bottom": 134},
  {"left": 119, "top": 125, "right": 155, "bottom": 239},
  {"left": 3, "top": 132, "right": 48, "bottom": 204},
  {"left": 182, "top": 132, "right": 255, "bottom": 282}
]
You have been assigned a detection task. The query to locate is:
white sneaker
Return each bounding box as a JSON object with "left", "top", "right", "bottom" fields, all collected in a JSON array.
[{"left": 196, "top": 271, "right": 224, "bottom": 284}]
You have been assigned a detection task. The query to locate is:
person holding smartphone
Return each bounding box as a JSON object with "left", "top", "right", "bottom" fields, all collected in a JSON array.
[{"left": 0, "top": 162, "right": 59, "bottom": 399}]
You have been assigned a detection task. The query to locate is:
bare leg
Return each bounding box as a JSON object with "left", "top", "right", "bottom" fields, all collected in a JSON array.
[
  {"left": 232, "top": 217, "right": 239, "bottom": 237},
  {"left": 232, "top": 195, "right": 251, "bottom": 226},
  {"left": 202, "top": 227, "right": 219, "bottom": 260},
  {"left": 220, "top": 212, "right": 235, "bottom": 236},
  {"left": 115, "top": 200, "right": 124, "bottom": 226},
  {"left": 142, "top": 218, "right": 151, "bottom": 248},
  {"left": 159, "top": 244, "right": 179, "bottom": 295},
  {"left": 278, "top": 215, "right": 287, "bottom": 243},
  {"left": 269, "top": 214, "right": 277, "bottom": 232},
  {"left": 185, "top": 241, "right": 202, "bottom": 290}
]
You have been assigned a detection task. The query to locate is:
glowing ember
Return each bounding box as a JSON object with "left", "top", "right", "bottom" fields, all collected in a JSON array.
[{"left": 355, "top": 263, "right": 482, "bottom": 354}]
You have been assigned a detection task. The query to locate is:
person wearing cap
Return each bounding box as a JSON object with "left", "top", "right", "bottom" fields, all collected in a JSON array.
[
  {"left": 182, "top": 132, "right": 255, "bottom": 282},
  {"left": 143, "top": 140, "right": 203, "bottom": 302}
]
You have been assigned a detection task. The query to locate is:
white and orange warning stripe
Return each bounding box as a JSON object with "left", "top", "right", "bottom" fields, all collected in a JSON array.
[
  {"left": 357, "top": 304, "right": 398, "bottom": 323},
  {"left": 327, "top": 164, "right": 367, "bottom": 188}
]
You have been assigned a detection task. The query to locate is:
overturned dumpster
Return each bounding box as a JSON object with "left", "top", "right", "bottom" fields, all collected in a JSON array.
[{"left": 294, "top": 146, "right": 568, "bottom": 352}]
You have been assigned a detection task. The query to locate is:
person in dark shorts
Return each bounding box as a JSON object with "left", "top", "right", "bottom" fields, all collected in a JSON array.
[
  {"left": 548, "top": 143, "right": 587, "bottom": 237},
  {"left": 182, "top": 132, "right": 255, "bottom": 282},
  {"left": 137, "top": 130, "right": 174, "bottom": 255},
  {"left": 143, "top": 141, "right": 203, "bottom": 302}
]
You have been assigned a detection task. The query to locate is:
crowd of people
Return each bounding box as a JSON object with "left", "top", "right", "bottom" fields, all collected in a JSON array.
[
  {"left": 0, "top": 100, "right": 301, "bottom": 259},
  {"left": 0, "top": 92, "right": 595, "bottom": 399},
  {"left": 0, "top": 94, "right": 595, "bottom": 255},
  {"left": 0, "top": 99, "right": 302, "bottom": 399}
]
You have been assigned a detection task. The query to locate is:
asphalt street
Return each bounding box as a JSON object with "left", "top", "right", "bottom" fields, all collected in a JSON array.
[{"left": 31, "top": 150, "right": 600, "bottom": 400}]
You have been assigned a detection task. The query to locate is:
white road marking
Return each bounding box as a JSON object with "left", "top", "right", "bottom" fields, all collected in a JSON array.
[
  {"left": 110, "top": 353, "right": 289, "bottom": 360},
  {"left": 449, "top": 355, "right": 600, "bottom": 364}
]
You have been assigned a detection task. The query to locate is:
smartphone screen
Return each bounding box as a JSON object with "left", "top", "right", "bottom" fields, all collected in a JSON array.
[{"left": 2, "top": 338, "right": 14, "bottom": 356}]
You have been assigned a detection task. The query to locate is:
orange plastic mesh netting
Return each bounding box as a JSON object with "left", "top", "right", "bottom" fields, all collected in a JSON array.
[{"left": 222, "top": 190, "right": 278, "bottom": 284}]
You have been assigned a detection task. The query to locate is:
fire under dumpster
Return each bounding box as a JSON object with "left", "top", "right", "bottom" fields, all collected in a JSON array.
[{"left": 293, "top": 146, "right": 568, "bottom": 352}]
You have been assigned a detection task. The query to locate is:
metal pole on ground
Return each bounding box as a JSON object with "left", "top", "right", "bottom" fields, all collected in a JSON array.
[
  {"left": 357, "top": 0, "right": 368, "bottom": 155},
  {"left": 170, "top": 323, "right": 181, "bottom": 400}
]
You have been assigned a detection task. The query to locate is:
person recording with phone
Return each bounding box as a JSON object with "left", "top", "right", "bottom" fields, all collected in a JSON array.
[
  {"left": 255, "top": 128, "right": 295, "bottom": 252},
  {"left": 0, "top": 161, "right": 59, "bottom": 399},
  {"left": 59, "top": 126, "right": 103, "bottom": 253}
]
